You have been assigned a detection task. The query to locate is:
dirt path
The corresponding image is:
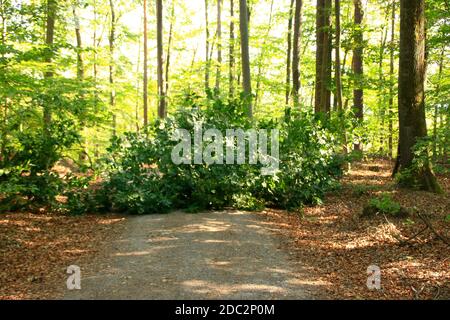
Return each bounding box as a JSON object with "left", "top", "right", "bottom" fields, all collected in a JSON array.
[{"left": 64, "top": 211, "right": 321, "bottom": 300}]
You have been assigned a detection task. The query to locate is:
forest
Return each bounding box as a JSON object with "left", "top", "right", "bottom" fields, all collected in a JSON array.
[{"left": 0, "top": 0, "right": 449, "bottom": 300}]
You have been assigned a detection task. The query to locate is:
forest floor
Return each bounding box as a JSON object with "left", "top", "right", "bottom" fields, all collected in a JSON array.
[
  {"left": 0, "top": 159, "right": 448, "bottom": 300},
  {"left": 264, "top": 159, "right": 449, "bottom": 299}
]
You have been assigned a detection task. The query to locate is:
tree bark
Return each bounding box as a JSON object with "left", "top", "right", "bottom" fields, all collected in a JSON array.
[
  {"left": 334, "top": 0, "right": 343, "bottom": 112},
  {"left": 239, "top": 0, "right": 252, "bottom": 117},
  {"left": 314, "top": 0, "right": 331, "bottom": 114},
  {"left": 72, "top": 2, "right": 84, "bottom": 80},
  {"left": 165, "top": 2, "right": 175, "bottom": 108},
  {"left": 292, "top": 0, "right": 302, "bottom": 109},
  {"left": 397, "top": 0, "right": 441, "bottom": 192},
  {"left": 254, "top": 0, "right": 274, "bottom": 110},
  {"left": 285, "top": 0, "right": 295, "bottom": 115},
  {"left": 229, "top": 0, "right": 235, "bottom": 98},
  {"left": 388, "top": 0, "right": 396, "bottom": 158},
  {"left": 156, "top": 0, "right": 166, "bottom": 118},
  {"left": 352, "top": 0, "right": 363, "bottom": 151},
  {"left": 109, "top": 0, "right": 117, "bottom": 136},
  {"left": 432, "top": 46, "right": 444, "bottom": 162},
  {"left": 143, "top": 0, "right": 149, "bottom": 126},
  {"left": 44, "top": 0, "right": 57, "bottom": 131},
  {"left": 215, "top": 0, "right": 222, "bottom": 91},
  {"left": 205, "top": 0, "right": 210, "bottom": 92}
]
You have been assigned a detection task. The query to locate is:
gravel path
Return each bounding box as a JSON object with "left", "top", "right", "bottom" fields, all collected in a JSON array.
[{"left": 65, "top": 211, "right": 319, "bottom": 300}]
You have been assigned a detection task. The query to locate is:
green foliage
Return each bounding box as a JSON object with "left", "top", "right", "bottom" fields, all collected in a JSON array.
[
  {"left": 97, "top": 96, "right": 343, "bottom": 214},
  {"left": 368, "top": 193, "right": 402, "bottom": 216}
]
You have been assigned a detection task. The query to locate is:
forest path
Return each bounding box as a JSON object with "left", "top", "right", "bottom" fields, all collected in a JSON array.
[{"left": 64, "top": 210, "right": 320, "bottom": 300}]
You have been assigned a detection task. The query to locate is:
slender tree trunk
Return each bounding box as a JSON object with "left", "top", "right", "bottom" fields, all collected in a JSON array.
[
  {"left": 136, "top": 23, "right": 141, "bottom": 132},
  {"left": 388, "top": 0, "right": 395, "bottom": 158},
  {"left": 109, "top": 0, "right": 117, "bottom": 136},
  {"left": 254, "top": 0, "right": 274, "bottom": 110},
  {"left": 72, "top": 2, "right": 84, "bottom": 80},
  {"left": 334, "top": 0, "right": 343, "bottom": 111},
  {"left": 432, "top": 46, "right": 444, "bottom": 162},
  {"left": 156, "top": 0, "right": 165, "bottom": 119},
  {"left": 205, "top": 0, "right": 210, "bottom": 92},
  {"left": 314, "top": 0, "right": 331, "bottom": 114},
  {"left": 285, "top": 0, "right": 295, "bottom": 116},
  {"left": 292, "top": 0, "right": 302, "bottom": 109},
  {"left": 239, "top": 0, "right": 252, "bottom": 117},
  {"left": 378, "top": 27, "right": 388, "bottom": 152},
  {"left": 0, "top": 0, "right": 7, "bottom": 161},
  {"left": 229, "top": 0, "right": 235, "bottom": 98},
  {"left": 215, "top": 0, "right": 222, "bottom": 91},
  {"left": 396, "top": 0, "right": 440, "bottom": 192},
  {"left": 44, "top": 0, "right": 56, "bottom": 132},
  {"left": 352, "top": 0, "right": 363, "bottom": 151},
  {"left": 72, "top": 1, "right": 88, "bottom": 161},
  {"left": 165, "top": 2, "right": 175, "bottom": 107},
  {"left": 143, "top": 0, "right": 149, "bottom": 127}
]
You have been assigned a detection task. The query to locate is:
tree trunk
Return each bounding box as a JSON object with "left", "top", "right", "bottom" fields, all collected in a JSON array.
[
  {"left": 156, "top": 0, "right": 166, "bottom": 119},
  {"left": 109, "top": 0, "right": 117, "bottom": 136},
  {"left": 229, "top": 0, "right": 235, "bottom": 98},
  {"left": 396, "top": 0, "right": 441, "bottom": 193},
  {"left": 72, "top": 2, "right": 84, "bottom": 80},
  {"left": 314, "top": 0, "right": 331, "bottom": 114},
  {"left": 0, "top": 0, "right": 7, "bottom": 161},
  {"left": 352, "top": 0, "right": 363, "bottom": 151},
  {"left": 143, "top": 0, "right": 149, "bottom": 127},
  {"left": 378, "top": 27, "right": 388, "bottom": 152},
  {"left": 205, "top": 0, "right": 210, "bottom": 92},
  {"left": 239, "top": 0, "right": 252, "bottom": 117},
  {"left": 165, "top": 2, "right": 175, "bottom": 107},
  {"left": 334, "top": 0, "right": 343, "bottom": 112},
  {"left": 292, "top": 0, "right": 302, "bottom": 109},
  {"left": 44, "top": 0, "right": 56, "bottom": 132},
  {"left": 285, "top": 0, "right": 295, "bottom": 117},
  {"left": 432, "top": 46, "right": 444, "bottom": 162},
  {"left": 388, "top": 0, "right": 396, "bottom": 158},
  {"left": 254, "top": 0, "right": 274, "bottom": 110},
  {"left": 215, "top": 0, "right": 222, "bottom": 92}
]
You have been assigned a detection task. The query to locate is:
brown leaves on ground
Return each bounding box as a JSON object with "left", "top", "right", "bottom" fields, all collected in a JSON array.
[
  {"left": 0, "top": 212, "right": 125, "bottom": 300},
  {"left": 263, "top": 159, "right": 449, "bottom": 300}
]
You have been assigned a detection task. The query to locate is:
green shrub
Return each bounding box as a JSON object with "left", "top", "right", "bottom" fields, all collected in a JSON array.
[
  {"left": 97, "top": 96, "right": 343, "bottom": 214},
  {"left": 368, "top": 193, "right": 402, "bottom": 216}
]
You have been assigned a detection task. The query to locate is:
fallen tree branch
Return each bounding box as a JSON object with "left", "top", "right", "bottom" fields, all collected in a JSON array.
[{"left": 417, "top": 213, "right": 450, "bottom": 246}]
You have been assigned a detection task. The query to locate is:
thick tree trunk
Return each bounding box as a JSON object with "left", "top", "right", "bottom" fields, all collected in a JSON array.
[
  {"left": 314, "top": 0, "right": 331, "bottom": 114},
  {"left": 285, "top": 0, "right": 295, "bottom": 116},
  {"left": 397, "top": 0, "right": 441, "bottom": 193},
  {"left": 292, "top": 0, "right": 302, "bottom": 109},
  {"left": 229, "top": 0, "right": 235, "bottom": 98},
  {"left": 239, "top": 0, "right": 252, "bottom": 117},
  {"left": 352, "top": 0, "right": 364, "bottom": 151},
  {"left": 156, "top": 0, "right": 166, "bottom": 118},
  {"left": 143, "top": 0, "right": 148, "bottom": 127}
]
